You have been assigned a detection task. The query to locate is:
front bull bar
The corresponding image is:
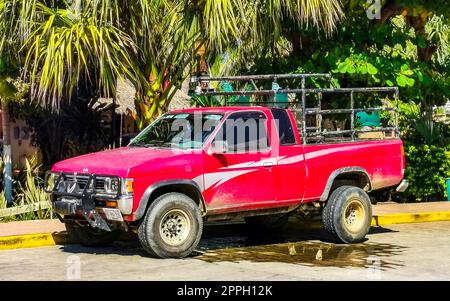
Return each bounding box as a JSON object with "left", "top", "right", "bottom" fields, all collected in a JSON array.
[{"left": 45, "top": 172, "right": 122, "bottom": 231}]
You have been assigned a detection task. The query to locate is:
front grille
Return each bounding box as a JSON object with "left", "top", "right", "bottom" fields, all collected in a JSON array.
[
  {"left": 55, "top": 173, "right": 118, "bottom": 197},
  {"left": 64, "top": 174, "right": 106, "bottom": 191}
]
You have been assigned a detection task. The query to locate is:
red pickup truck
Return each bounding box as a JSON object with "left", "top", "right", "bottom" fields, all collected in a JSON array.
[{"left": 46, "top": 74, "right": 408, "bottom": 258}]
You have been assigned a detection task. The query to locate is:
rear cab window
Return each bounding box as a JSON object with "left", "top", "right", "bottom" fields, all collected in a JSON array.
[{"left": 271, "top": 108, "right": 297, "bottom": 145}]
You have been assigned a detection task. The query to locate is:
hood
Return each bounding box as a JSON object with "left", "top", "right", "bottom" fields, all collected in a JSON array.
[{"left": 52, "top": 147, "right": 201, "bottom": 178}]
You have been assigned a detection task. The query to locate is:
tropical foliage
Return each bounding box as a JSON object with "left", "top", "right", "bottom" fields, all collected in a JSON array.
[
  {"left": 404, "top": 144, "right": 450, "bottom": 202},
  {"left": 0, "top": 157, "right": 51, "bottom": 221},
  {"left": 246, "top": 1, "right": 449, "bottom": 108},
  {"left": 0, "top": 0, "right": 343, "bottom": 126}
]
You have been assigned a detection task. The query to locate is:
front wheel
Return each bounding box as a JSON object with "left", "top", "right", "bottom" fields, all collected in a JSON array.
[
  {"left": 322, "top": 186, "right": 372, "bottom": 243},
  {"left": 138, "top": 192, "right": 203, "bottom": 258}
]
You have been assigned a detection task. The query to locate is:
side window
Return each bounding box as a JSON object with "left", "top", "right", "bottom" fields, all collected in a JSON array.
[
  {"left": 271, "top": 108, "right": 296, "bottom": 145},
  {"left": 215, "top": 111, "right": 270, "bottom": 153}
]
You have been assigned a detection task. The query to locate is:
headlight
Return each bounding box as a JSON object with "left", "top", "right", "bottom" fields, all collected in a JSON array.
[{"left": 104, "top": 177, "right": 120, "bottom": 194}]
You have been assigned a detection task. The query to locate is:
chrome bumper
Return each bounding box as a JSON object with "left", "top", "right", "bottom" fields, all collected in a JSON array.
[
  {"left": 396, "top": 179, "right": 409, "bottom": 193},
  {"left": 53, "top": 195, "right": 132, "bottom": 216}
]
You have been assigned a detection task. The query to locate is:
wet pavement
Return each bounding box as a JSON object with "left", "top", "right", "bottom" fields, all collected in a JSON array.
[
  {"left": 199, "top": 241, "right": 405, "bottom": 270},
  {"left": 0, "top": 220, "right": 449, "bottom": 280},
  {"left": 195, "top": 220, "right": 406, "bottom": 270}
]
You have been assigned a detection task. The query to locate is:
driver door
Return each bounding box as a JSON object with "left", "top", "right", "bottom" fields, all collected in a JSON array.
[{"left": 202, "top": 111, "right": 277, "bottom": 214}]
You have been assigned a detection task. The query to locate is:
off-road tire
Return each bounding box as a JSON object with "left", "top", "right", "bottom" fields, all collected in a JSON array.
[
  {"left": 138, "top": 192, "right": 203, "bottom": 258},
  {"left": 322, "top": 185, "right": 372, "bottom": 243},
  {"left": 65, "top": 221, "right": 120, "bottom": 247}
]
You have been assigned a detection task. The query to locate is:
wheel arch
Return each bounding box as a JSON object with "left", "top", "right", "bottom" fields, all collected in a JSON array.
[
  {"left": 320, "top": 167, "right": 372, "bottom": 202},
  {"left": 134, "top": 180, "right": 206, "bottom": 221}
]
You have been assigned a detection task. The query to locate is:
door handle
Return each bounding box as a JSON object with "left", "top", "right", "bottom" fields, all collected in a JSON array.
[{"left": 263, "top": 162, "right": 274, "bottom": 168}]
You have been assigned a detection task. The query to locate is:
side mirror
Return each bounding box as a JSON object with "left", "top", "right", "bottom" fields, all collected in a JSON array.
[{"left": 208, "top": 140, "right": 228, "bottom": 155}]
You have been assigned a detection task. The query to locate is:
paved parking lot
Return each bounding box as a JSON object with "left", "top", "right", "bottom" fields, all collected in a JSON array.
[{"left": 0, "top": 221, "right": 449, "bottom": 281}]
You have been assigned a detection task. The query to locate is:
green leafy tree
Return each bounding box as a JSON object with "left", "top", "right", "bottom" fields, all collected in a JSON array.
[{"left": 248, "top": 0, "right": 449, "bottom": 110}]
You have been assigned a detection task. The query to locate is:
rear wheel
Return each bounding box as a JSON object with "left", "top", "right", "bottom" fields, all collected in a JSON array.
[
  {"left": 322, "top": 186, "right": 372, "bottom": 243},
  {"left": 138, "top": 192, "right": 203, "bottom": 258},
  {"left": 65, "top": 221, "right": 120, "bottom": 247}
]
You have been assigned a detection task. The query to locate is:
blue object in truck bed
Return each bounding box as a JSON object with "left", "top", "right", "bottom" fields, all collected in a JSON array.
[{"left": 356, "top": 111, "right": 381, "bottom": 127}]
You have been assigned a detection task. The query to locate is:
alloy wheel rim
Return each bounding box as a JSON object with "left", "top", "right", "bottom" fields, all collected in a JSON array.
[
  {"left": 343, "top": 198, "right": 366, "bottom": 233},
  {"left": 159, "top": 209, "right": 191, "bottom": 246}
]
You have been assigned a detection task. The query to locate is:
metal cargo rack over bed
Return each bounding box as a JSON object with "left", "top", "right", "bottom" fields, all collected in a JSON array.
[{"left": 190, "top": 73, "right": 400, "bottom": 145}]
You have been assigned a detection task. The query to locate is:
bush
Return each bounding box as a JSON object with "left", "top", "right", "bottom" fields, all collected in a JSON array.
[
  {"left": 404, "top": 144, "right": 450, "bottom": 201},
  {"left": 0, "top": 157, "right": 52, "bottom": 222}
]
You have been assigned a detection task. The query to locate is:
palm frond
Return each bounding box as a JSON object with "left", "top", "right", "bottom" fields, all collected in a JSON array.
[
  {"left": 1, "top": 0, "right": 344, "bottom": 112},
  {"left": 21, "top": 1, "right": 139, "bottom": 109}
]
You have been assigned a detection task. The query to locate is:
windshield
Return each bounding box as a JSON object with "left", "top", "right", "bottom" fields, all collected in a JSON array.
[{"left": 129, "top": 113, "right": 223, "bottom": 149}]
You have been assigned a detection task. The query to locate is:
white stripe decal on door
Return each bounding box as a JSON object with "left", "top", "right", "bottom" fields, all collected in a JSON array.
[{"left": 201, "top": 169, "right": 256, "bottom": 191}]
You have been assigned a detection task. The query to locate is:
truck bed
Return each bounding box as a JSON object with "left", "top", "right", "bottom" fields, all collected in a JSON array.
[{"left": 301, "top": 139, "right": 404, "bottom": 201}]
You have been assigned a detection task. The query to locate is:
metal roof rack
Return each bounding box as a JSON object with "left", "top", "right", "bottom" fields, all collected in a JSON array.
[{"left": 191, "top": 73, "right": 400, "bottom": 145}]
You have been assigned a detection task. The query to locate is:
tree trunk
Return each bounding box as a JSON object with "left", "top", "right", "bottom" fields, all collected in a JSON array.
[
  {"left": 1, "top": 100, "right": 13, "bottom": 204},
  {"left": 379, "top": 1, "right": 401, "bottom": 24}
]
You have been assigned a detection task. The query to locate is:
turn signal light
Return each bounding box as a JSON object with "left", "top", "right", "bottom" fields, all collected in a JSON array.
[
  {"left": 106, "top": 201, "right": 118, "bottom": 208},
  {"left": 121, "top": 178, "right": 134, "bottom": 195},
  {"left": 126, "top": 180, "right": 133, "bottom": 193}
]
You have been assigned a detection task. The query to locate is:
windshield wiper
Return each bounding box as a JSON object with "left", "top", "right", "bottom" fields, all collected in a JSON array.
[
  {"left": 130, "top": 142, "right": 164, "bottom": 148},
  {"left": 130, "top": 139, "right": 163, "bottom": 147},
  {"left": 161, "top": 142, "right": 183, "bottom": 149},
  {"left": 130, "top": 140, "right": 183, "bottom": 149},
  {"left": 129, "top": 142, "right": 147, "bottom": 147}
]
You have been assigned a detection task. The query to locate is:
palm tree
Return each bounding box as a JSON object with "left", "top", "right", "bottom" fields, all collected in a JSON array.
[
  {"left": 1, "top": 0, "right": 343, "bottom": 117},
  {"left": 0, "top": 0, "right": 343, "bottom": 200}
]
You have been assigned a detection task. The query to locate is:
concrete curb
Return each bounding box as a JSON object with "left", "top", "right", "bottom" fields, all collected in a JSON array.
[
  {"left": 1, "top": 211, "right": 450, "bottom": 251},
  {"left": 371, "top": 211, "right": 450, "bottom": 226},
  {"left": 0, "top": 232, "right": 70, "bottom": 250}
]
